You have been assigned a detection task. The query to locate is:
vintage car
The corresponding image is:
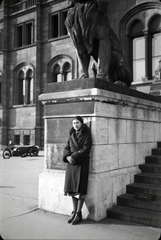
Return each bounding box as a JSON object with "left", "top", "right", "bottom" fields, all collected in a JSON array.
[{"left": 2, "top": 144, "right": 39, "bottom": 159}]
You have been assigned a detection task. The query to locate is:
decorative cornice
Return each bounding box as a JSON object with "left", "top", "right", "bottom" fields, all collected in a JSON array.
[
  {"left": 38, "top": 87, "right": 161, "bottom": 110},
  {"left": 120, "top": 2, "right": 161, "bottom": 24}
]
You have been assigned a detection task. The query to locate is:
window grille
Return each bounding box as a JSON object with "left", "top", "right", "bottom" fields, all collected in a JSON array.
[
  {"left": 14, "top": 135, "right": 20, "bottom": 145},
  {"left": 23, "top": 135, "right": 30, "bottom": 145}
]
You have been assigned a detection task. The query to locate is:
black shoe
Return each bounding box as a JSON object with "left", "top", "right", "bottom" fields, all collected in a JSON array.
[
  {"left": 67, "top": 211, "right": 76, "bottom": 223},
  {"left": 71, "top": 212, "right": 82, "bottom": 225}
]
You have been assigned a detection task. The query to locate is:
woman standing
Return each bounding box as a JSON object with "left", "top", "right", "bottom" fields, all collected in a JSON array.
[{"left": 63, "top": 116, "right": 92, "bottom": 225}]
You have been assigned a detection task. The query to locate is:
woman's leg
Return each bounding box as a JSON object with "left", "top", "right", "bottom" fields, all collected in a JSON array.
[
  {"left": 71, "top": 196, "right": 84, "bottom": 225},
  {"left": 76, "top": 198, "right": 84, "bottom": 213},
  {"left": 72, "top": 196, "right": 78, "bottom": 212},
  {"left": 67, "top": 196, "right": 78, "bottom": 223}
]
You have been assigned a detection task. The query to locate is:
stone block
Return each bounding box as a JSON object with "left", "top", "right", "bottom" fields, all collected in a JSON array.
[
  {"left": 39, "top": 170, "right": 113, "bottom": 221},
  {"left": 159, "top": 111, "right": 161, "bottom": 121},
  {"left": 90, "top": 117, "right": 109, "bottom": 145},
  {"left": 39, "top": 170, "right": 80, "bottom": 216},
  {"left": 141, "top": 121, "right": 155, "bottom": 142},
  {"left": 90, "top": 145, "right": 118, "bottom": 173},
  {"left": 134, "top": 143, "right": 151, "bottom": 165},
  {"left": 8, "top": 107, "right": 36, "bottom": 128},
  {"left": 144, "top": 108, "right": 156, "bottom": 121},
  {"left": 154, "top": 122, "right": 161, "bottom": 142},
  {"left": 133, "top": 107, "right": 145, "bottom": 120},
  {"left": 45, "top": 101, "right": 95, "bottom": 116},
  {"left": 95, "top": 101, "right": 117, "bottom": 118},
  {"left": 46, "top": 118, "right": 70, "bottom": 144},
  {"left": 155, "top": 110, "right": 160, "bottom": 121},
  {"left": 118, "top": 143, "right": 135, "bottom": 168},
  {"left": 86, "top": 173, "right": 113, "bottom": 220},
  {"left": 45, "top": 143, "right": 66, "bottom": 170},
  {"left": 109, "top": 119, "right": 127, "bottom": 144},
  {"left": 117, "top": 105, "right": 133, "bottom": 119},
  {"left": 110, "top": 166, "right": 140, "bottom": 184},
  {"left": 149, "top": 142, "right": 157, "bottom": 154},
  {"left": 126, "top": 120, "right": 141, "bottom": 143},
  {"left": 112, "top": 172, "right": 130, "bottom": 204}
]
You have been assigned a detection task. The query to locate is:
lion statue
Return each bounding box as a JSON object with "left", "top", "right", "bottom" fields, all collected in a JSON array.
[{"left": 65, "top": 0, "right": 132, "bottom": 87}]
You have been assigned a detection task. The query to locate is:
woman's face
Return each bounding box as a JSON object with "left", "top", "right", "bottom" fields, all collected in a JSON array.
[{"left": 72, "top": 119, "right": 82, "bottom": 131}]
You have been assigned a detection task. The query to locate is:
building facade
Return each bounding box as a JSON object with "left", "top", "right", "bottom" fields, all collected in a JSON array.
[{"left": 0, "top": 0, "right": 161, "bottom": 149}]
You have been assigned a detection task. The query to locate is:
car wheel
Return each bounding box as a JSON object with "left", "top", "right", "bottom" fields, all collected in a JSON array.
[
  {"left": 3, "top": 149, "right": 11, "bottom": 159},
  {"left": 29, "top": 147, "right": 39, "bottom": 156}
]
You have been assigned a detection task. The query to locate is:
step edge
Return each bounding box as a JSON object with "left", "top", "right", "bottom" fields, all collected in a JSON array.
[{"left": 107, "top": 206, "right": 161, "bottom": 217}]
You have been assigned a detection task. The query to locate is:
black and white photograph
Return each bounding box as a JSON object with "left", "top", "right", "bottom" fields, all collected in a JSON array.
[{"left": 0, "top": 0, "right": 161, "bottom": 239}]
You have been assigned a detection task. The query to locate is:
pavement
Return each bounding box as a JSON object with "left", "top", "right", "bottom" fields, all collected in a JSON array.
[{"left": 0, "top": 151, "right": 161, "bottom": 240}]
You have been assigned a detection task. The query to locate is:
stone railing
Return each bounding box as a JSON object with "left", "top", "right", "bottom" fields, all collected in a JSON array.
[{"left": 10, "top": 0, "right": 36, "bottom": 14}]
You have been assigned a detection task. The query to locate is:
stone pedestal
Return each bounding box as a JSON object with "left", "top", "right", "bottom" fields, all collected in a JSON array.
[{"left": 38, "top": 78, "right": 161, "bottom": 221}]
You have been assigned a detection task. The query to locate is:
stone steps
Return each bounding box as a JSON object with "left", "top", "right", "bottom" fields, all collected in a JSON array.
[
  {"left": 152, "top": 148, "right": 161, "bottom": 155},
  {"left": 117, "top": 193, "right": 161, "bottom": 212},
  {"left": 126, "top": 182, "right": 161, "bottom": 197},
  {"left": 157, "top": 142, "right": 161, "bottom": 148},
  {"left": 139, "top": 163, "right": 161, "bottom": 173},
  {"left": 107, "top": 206, "right": 161, "bottom": 228},
  {"left": 107, "top": 141, "right": 161, "bottom": 227},
  {"left": 145, "top": 155, "right": 161, "bottom": 164},
  {"left": 135, "top": 172, "right": 161, "bottom": 184}
]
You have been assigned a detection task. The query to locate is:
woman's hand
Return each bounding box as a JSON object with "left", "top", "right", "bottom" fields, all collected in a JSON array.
[{"left": 66, "top": 156, "right": 74, "bottom": 164}]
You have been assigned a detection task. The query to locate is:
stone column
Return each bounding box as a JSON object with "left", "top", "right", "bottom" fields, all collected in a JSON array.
[
  {"left": 35, "top": 0, "right": 42, "bottom": 148},
  {"left": 144, "top": 30, "right": 149, "bottom": 80},
  {"left": 1, "top": 1, "right": 9, "bottom": 147}
]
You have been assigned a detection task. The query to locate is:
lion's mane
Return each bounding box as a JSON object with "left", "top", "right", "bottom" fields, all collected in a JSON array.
[{"left": 65, "top": 1, "right": 108, "bottom": 55}]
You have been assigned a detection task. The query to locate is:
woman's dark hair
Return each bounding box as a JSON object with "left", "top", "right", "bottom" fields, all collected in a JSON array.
[{"left": 73, "top": 116, "right": 84, "bottom": 124}]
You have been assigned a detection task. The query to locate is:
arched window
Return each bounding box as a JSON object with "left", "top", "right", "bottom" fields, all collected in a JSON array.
[
  {"left": 63, "top": 62, "right": 71, "bottom": 81},
  {"left": 120, "top": 3, "right": 161, "bottom": 82},
  {"left": 130, "top": 21, "right": 145, "bottom": 81},
  {"left": 18, "top": 70, "right": 25, "bottom": 104},
  {"left": 149, "top": 15, "right": 161, "bottom": 79},
  {"left": 0, "top": 1, "right": 3, "bottom": 9},
  {"left": 26, "top": 69, "right": 33, "bottom": 104},
  {"left": 48, "top": 55, "right": 73, "bottom": 83},
  {"left": 53, "top": 64, "right": 61, "bottom": 82},
  {"left": 14, "top": 64, "right": 34, "bottom": 105}
]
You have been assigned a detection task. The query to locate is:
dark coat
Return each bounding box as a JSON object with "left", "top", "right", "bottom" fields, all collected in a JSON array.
[{"left": 63, "top": 124, "right": 92, "bottom": 195}]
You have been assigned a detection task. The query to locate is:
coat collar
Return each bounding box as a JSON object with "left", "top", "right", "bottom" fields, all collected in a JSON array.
[{"left": 69, "top": 124, "right": 89, "bottom": 136}]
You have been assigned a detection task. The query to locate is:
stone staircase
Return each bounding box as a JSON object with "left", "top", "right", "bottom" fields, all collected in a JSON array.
[{"left": 107, "top": 142, "right": 161, "bottom": 228}]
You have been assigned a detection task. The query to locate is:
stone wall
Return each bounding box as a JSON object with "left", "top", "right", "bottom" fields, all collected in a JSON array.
[{"left": 38, "top": 79, "right": 161, "bottom": 221}]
